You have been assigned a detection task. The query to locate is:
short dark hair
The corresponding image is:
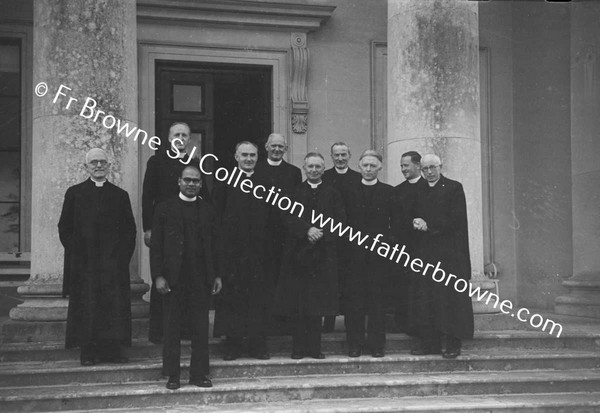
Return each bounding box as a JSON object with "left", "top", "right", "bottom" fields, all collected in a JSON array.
[
  {"left": 401, "top": 151, "right": 421, "bottom": 164},
  {"left": 330, "top": 142, "right": 350, "bottom": 155},
  {"left": 180, "top": 165, "right": 201, "bottom": 177}
]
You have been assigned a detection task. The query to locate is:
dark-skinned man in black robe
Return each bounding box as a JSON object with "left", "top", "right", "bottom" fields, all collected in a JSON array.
[
  {"left": 212, "top": 141, "right": 272, "bottom": 360},
  {"left": 273, "top": 152, "right": 345, "bottom": 359},
  {"left": 321, "top": 142, "right": 361, "bottom": 332},
  {"left": 151, "top": 166, "right": 222, "bottom": 390},
  {"left": 343, "top": 150, "right": 396, "bottom": 358},
  {"left": 408, "top": 154, "right": 474, "bottom": 359},
  {"left": 59, "top": 148, "right": 136, "bottom": 366},
  {"left": 142, "top": 121, "right": 208, "bottom": 344}
]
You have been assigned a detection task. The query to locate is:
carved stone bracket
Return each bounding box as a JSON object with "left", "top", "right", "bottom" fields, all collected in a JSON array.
[{"left": 291, "top": 32, "right": 309, "bottom": 134}]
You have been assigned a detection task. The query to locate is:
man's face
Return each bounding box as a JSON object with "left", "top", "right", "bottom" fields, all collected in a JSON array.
[
  {"left": 85, "top": 151, "right": 110, "bottom": 180},
  {"left": 265, "top": 135, "right": 287, "bottom": 161},
  {"left": 400, "top": 156, "right": 421, "bottom": 180},
  {"left": 168, "top": 124, "right": 190, "bottom": 151},
  {"left": 359, "top": 155, "right": 382, "bottom": 182},
  {"left": 331, "top": 145, "right": 350, "bottom": 169},
  {"left": 421, "top": 159, "right": 442, "bottom": 183},
  {"left": 303, "top": 156, "right": 325, "bottom": 183},
  {"left": 178, "top": 168, "right": 202, "bottom": 198},
  {"left": 235, "top": 143, "right": 258, "bottom": 172}
]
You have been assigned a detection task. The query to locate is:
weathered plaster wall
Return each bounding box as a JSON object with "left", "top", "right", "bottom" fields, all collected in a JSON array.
[
  {"left": 512, "top": 2, "right": 572, "bottom": 310},
  {"left": 307, "top": 0, "right": 387, "bottom": 170},
  {"left": 570, "top": 1, "right": 600, "bottom": 276},
  {"left": 478, "top": 2, "right": 518, "bottom": 302}
]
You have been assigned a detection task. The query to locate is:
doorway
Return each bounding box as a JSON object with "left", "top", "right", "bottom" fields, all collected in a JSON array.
[{"left": 155, "top": 61, "right": 272, "bottom": 187}]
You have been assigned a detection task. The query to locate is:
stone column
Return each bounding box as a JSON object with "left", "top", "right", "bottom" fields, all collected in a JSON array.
[
  {"left": 8, "top": 0, "right": 148, "bottom": 330},
  {"left": 555, "top": 1, "right": 600, "bottom": 318},
  {"left": 387, "top": 0, "right": 497, "bottom": 313}
]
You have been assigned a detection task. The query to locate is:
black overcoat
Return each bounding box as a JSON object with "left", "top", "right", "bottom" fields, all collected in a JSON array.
[
  {"left": 273, "top": 182, "right": 345, "bottom": 317},
  {"left": 149, "top": 197, "right": 218, "bottom": 289},
  {"left": 58, "top": 179, "right": 136, "bottom": 349},
  {"left": 407, "top": 174, "right": 474, "bottom": 339},
  {"left": 212, "top": 171, "right": 272, "bottom": 337},
  {"left": 342, "top": 181, "right": 397, "bottom": 313}
]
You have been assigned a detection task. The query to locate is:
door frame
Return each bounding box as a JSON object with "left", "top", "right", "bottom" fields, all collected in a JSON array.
[{"left": 138, "top": 42, "right": 289, "bottom": 286}]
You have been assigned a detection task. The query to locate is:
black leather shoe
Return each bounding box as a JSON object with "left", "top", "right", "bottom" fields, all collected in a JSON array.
[
  {"left": 371, "top": 349, "right": 385, "bottom": 358},
  {"left": 189, "top": 375, "right": 212, "bottom": 388},
  {"left": 309, "top": 352, "right": 325, "bottom": 359},
  {"left": 442, "top": 348, "right": 461, "bottom": 359},
  {"left": 223, "top": 350, "right": 240, "bottom": 361},
  {"left": 251, "top": 352, "right": 270, "bottom": 360},
  {"left": 291, "top": 351, "right": 304, "bottom": 359},
  {"left": 80, "top": 358, "right": 95, "bottom": 366},
  {"left": 166, "top": 376, "right": 180, "bottom": 390},
  {"left": 348, "top": 348, "right": 361, "bottom": 358},
  {"left": 98, "top": 354, "right": 128, "bottom": 364}
]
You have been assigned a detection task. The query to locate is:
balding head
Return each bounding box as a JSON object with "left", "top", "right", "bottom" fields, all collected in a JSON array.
[{"left": 265, "top": 133, "right": 287, "bottom": 162}]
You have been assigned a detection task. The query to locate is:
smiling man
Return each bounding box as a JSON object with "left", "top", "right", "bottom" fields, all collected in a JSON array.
[{"left": 58, "top": 148, "right": 136, "bottom": 366}]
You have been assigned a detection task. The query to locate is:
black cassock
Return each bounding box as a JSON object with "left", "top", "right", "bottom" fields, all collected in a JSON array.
[
  {"left": 142, "top": 151, "right": 208, "bottom": 343},
  {"left": 212, "top": 171, "right": 272, "bottom": 338},
  {"left": 343, "top": 181, "right": 396, "bottom": 350},
  {"left": 58, "top": 179, "right": 136, "bottom": 349},
  {"left": 273, "top": 182, "right": 345, "bottom": 317},
  {"left": 392, "top": 177, "right": 428, "bottom": 329},
  {"left": 254, "top": 160, "right": 302, "bottom": 283},
  {"left": 322, "top": 167, "right": 361, "bottom": 204},
  {"left": 407, "top": 174, "right": 474, "bottom": 339}
]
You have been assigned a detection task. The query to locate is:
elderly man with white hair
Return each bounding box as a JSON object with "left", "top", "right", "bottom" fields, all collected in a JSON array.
[
  {"left": 407, "top": 153, "right": 474, "bottom": 359},
  {"left": 58, "top": 148, "right": 136, "bottom": 366}
]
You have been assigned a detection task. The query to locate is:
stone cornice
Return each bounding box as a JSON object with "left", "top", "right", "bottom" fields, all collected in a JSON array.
[{"left": 136, "top": 0, "right": 336, "bottom": 32}]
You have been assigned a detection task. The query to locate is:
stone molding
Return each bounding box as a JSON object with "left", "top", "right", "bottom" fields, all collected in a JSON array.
[
  {"left": 137, "top": 0, "right": 336, "bottom": 32},
  {"left": 290, "top": 32, "right": 308, "bottom": 133}
]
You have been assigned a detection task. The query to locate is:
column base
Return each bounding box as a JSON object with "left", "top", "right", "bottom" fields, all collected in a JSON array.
[
  {"left": 555, "top": 271, "right": 600, "bottom": 318},
  {"left": 471, "top": 279, "right": 501, "bottom": 314}
]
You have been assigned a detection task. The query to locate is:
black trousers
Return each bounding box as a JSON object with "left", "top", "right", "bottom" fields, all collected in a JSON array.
[
  {"left": 292, "top": 316, "right": 322, "bottom": 355},
  {"left": 162, "top": 283, "right": 210, "bottom": 378},
  {"left": 345, "top": 305, "right": 386, "bottom": 351}
]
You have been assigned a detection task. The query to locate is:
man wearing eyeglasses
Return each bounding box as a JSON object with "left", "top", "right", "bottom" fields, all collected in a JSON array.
[
  {"left": 58, "top": 148, "right": 136, "bottom": 366},
  {"left": 408, "top": 154, "right": 474, "bottom": 359},
  {"left": 150, "top": 166, "right": 222, "bottom": 390}
]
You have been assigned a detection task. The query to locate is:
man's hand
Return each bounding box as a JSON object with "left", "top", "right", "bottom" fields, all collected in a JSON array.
[
  {"left": 143, "top": 230, "right": 152, "bottom": 248},
  {"left": 212, "top": 277, "right": 223, "bottom": 295},
  {"left": 307, "top": 227, "right": 324, "bottom": 243},
  {"left": 155, "top": 276, "right": 171, "bottom": 294},
  {"left": 413, "top": 218, "right": 428, "bottom": 232}
]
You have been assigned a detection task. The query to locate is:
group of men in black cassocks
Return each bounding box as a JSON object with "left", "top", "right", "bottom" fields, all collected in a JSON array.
[{"left": 59, "top": 122, "right": 473, "bottom": 391}]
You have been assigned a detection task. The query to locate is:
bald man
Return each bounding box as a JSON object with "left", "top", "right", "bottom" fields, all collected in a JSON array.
[{"left": 59, "top": 148, "right": 136, "bottom": 366}]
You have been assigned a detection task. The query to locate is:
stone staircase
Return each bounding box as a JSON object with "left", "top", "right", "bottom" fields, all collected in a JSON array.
[{"left": 1, "top": 317, "right": 600, "bottom": 413}]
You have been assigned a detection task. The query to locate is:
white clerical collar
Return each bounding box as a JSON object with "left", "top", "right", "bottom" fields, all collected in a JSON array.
[
  {"left": 267, "top": 159, "right": 282, "bottom": 166},
  {"left": 179, "top": 192, "right": 197, "bottom": 202},
  {"left": 308, "top": 181, "right": 322, "bottom": 189},
  {"left": 428, "top": 179, "right": 440, "bottom": 187},
  {"left": 408, "top": 176, "right": 421, "bottom": 184},
  {"left": 335, "top": 167, "right": 348, "bottom": 174},
  {"left": 238, "top": 168, "right": 254, "bottom": 177},
  {"left": 90, "top": 178, "right": 106, "bottom": 187},
  {"left": 362, "top": 178, "right": 378, "bottom": 186},
  {"left": 168, "top": 149, "right": 187, "bottom": 159}
]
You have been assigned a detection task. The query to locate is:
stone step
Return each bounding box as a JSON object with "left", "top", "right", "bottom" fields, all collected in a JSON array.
[
  {"left": 65, "top": 392, "right": 600, "bottom": 413},
  {"left": 1, "top": 369, "right": 600, "bottom": 412},
  {"left": 1, "top": 349, "right": 599, "bottom": 388},
  {"left": 2, "top": 330, "right": 599, "bottom": 363}
]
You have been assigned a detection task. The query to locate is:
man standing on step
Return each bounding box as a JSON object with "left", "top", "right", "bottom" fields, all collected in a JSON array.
[
  {"left": 408, "top": 154, "right": 474, "bottom": 359},
  {"left": 142, "top": 121, "right": 209, "bottom": 344},
  {"left": 392, "top": 151, "right": 427, "bottom": 332},
  {"left": 273, "top": 152, "right": 345, "bottom": 359},
  {"left": 343, "top": 150, "right": 396, "bottom": 358},
  {"left": 59, "top": 148, "right": 136, "bottom": 366},
  {"left": 322, "top": 142, "right": 361, "bottom": 333},
  {"left": 212, "top": 141, "right": 273, "bottom": 360},
  {"left": 150, "top": 166, "right": 222, "bottom": 390}
]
